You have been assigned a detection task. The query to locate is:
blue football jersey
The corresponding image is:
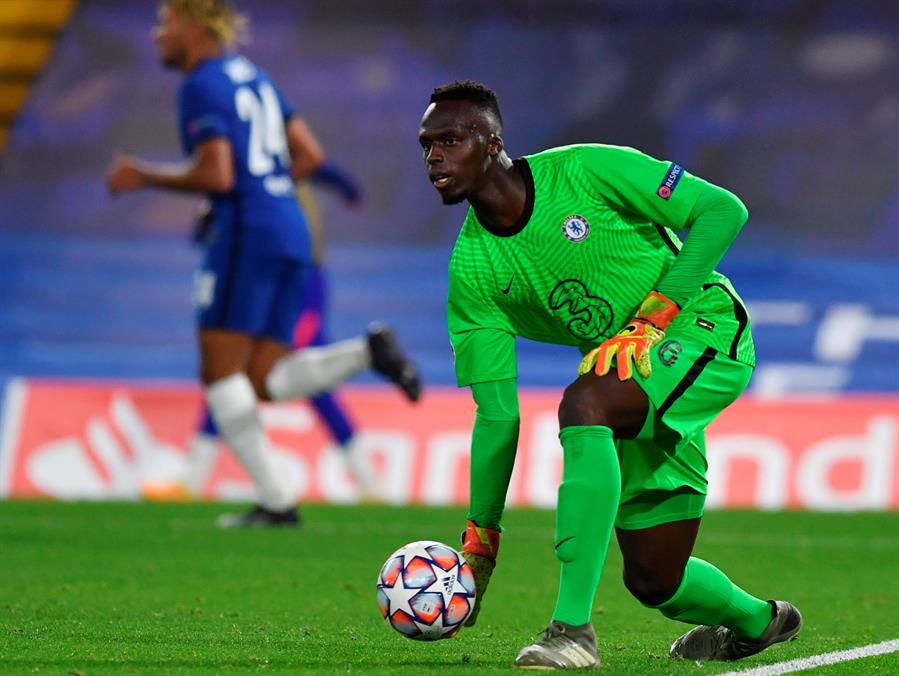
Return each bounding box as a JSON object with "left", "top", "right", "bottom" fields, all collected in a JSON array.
[{"left": 177, "top": 55, "right": 311, "bottom": 260}]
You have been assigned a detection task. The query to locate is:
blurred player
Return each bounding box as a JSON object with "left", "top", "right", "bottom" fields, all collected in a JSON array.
[
  {"left": 418, "top": 81, "right": 801, "bottom": 669},
  {"left": 106, "top": 0, "right": 420, "bottom": 527},
  {"left": 173, "top": 176, "right": 383, "bottom": 502}
]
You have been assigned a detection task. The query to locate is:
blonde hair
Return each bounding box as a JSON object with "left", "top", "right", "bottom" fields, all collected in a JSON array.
[{"left": 166, "top": 0, "right": 249, "bottom": 49}]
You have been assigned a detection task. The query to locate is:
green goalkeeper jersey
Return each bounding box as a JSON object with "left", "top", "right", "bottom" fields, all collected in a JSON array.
[{"left": 447, "top": 143, "right": 754, "bottom": 387}]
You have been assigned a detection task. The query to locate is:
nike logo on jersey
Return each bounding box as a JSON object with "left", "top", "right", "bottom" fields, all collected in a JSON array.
[{"left": 501, "top": 277, "right": 514, "bottom": 294}]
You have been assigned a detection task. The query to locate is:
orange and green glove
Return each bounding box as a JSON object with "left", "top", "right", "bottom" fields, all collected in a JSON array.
[
  {"left": 461, "top": 520, "right": 501, "bottom": 626},
  {"left": 578, "top": 291, "right": 680, "bottom": 381}
]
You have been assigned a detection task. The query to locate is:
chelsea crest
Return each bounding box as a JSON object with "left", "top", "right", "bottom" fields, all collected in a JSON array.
[{"left": 562, "top": 214, "right": 590, "bottom": 242}]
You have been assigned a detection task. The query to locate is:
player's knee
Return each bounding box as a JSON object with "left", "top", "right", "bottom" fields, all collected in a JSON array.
[
  {"left": 559, "top": 377, "right": 648, "bottom": 437},
  {"left": 200, "top": 353, "right": 243, "bottom": 387},
  {"left": 199, "top": 363, "right": 219, "bottom": 387},
  {"left": 249, "top": 373, "right": 272, "bottom": 402},
  {"left": 622, "top": 565, "right": 682, "bottom": 607},
  {"left": 558, "top": 381, "right": 612, "bottom": 428}
]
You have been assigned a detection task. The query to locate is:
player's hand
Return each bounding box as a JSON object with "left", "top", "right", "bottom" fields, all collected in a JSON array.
[
  {"left": 106, "top": 151, "right": 147, "bottom": 195},
  {"left": 578, "top": 291, "right": 680, "bottom": 381}
]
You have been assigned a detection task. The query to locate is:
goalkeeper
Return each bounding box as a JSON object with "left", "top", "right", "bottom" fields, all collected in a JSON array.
[{"left": 418, "top": 81, "right": 802, "bottom": 670}]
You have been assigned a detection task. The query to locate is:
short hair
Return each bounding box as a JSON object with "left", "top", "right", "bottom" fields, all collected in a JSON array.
[
  {"left": 430, "top": 80, "right": 503, "bottom": 130},
  {"left": 165, "top": 0, "right": 249, "bottom": 49}
]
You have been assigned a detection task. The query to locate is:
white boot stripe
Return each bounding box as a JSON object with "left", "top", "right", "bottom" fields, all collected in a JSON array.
[{"left": 557, "top": 644, "right": 596, "bottom": 667}]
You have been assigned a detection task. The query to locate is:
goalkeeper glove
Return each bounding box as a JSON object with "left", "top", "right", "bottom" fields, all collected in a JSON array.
[
  {"left": 461, "top": 520, "right": 500, "bottom": 626},
  {"left": 579, "top": 290, "right": 680, "bottom": 381}
]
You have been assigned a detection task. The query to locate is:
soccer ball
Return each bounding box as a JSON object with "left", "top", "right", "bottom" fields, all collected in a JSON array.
[{"left": 376, "top": 540, "right": 476, "bottom": 640}]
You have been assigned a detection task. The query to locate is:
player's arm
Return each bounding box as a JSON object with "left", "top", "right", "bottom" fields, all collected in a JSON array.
[
  {"left": 106, "top": 138, "right": 235, "bottom": 196},
  {"left": 107, "top": 77, "right": 236, "bottom": 196},
  {"left": 285, "top": 116, "right": 325, "bottom": 180},
  {"left": 273, "top": 81, "right": 361, "bottom": 203},
  {"left": 459, "top": 364, "right": 519, "bottom": 626},
  {"left": 453, "top": 329, "right": 520, "bottom": 533},
  {"left": 578, "top": 145, "right": 748, "bottom": 379},
  {"left": 270, "top": 82, "right": 324, "bottom": 181},
  {"left": 286, "top": 116, "right": 362, "bottom": 206},
  {"left": 580, "top": 144, "right": 748, "bottom": 307},
  {"left": 448, "top": 259, "right": 520, "bottom": 526},
  {"left": 468, "top": 376, "right": 520, "bottom": 530},
  {"left": 448, "top": 263, "right": 517, "bottom": 623},
  {"left": 654, "top": 181, "right": 747, "bottom": 306},
  {"left": 459, "top": 356, "right": 519, "bottom": 626}
]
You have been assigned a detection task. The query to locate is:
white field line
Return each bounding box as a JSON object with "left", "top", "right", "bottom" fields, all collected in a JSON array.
[{"left": 718, "top": 639, "right": 899, "bottom": 675}]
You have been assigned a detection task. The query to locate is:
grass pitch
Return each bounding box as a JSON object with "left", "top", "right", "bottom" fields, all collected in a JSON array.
[{"left": 1, "top": 502, "right": 897, "bottom": 674}]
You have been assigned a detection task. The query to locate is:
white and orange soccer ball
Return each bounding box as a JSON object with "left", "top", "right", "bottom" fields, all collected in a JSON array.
[{"left": 376, "top": 540, "right": 477, "bottom": 640}]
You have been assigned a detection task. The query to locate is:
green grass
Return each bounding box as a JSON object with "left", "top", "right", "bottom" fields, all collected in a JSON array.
[{"left": 1, "top": 502, "right": 897, "bottom": 674}]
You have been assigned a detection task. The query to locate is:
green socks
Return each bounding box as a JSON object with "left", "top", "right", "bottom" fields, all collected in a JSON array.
[
  {"left": 552, "top": 425, "right": 621, "bottom": 626},
  {"left": 654, "top": 557, "right": 773, "bottom": 639},
  {"left": 544, "top": 423, "right": 770, "bottom": 637}
]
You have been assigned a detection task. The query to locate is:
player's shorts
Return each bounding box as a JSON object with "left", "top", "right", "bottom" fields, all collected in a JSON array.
[
  {"left": 613, "top": 327, "right": 753, "bottom": 530},
  {"left": 194, "top": 236, "right": 309, "bottom": 346}
]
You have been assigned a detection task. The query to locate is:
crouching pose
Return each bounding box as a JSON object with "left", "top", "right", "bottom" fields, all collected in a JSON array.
[{"left": 418, "top": 80, "right": 801, "bottom": 669}]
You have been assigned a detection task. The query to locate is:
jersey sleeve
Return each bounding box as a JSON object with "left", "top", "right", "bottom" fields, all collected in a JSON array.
[
  {"left": 447, "top": 261, "right": 517, "bottom": 387},
  {"left": 655, "top": 184, "right": 748, "bottom": 305},
  {"left": 468, "top": 378, "right": 520, "bottom": 529},
  {"left": 578, "top": 144, "right": 707, "bottom": 230},
  {"left": 177, "top": 78, "right": 230, "bottom": 154}
]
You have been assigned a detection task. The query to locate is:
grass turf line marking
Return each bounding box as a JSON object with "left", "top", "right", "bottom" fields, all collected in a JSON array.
[{"left": 718, "top": 638, "right": 899, "bottom": 675}]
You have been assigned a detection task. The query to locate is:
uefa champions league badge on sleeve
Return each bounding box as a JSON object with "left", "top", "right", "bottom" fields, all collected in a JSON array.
[
  {"left": 656, "top": 163, "right": 683, "bottom": 200},
  {"left": 561, "top": 214, "right": 590, "bottom": 242}
]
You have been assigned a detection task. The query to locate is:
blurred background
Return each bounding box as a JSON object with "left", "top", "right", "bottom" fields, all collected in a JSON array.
[{"left": 0, "top": 0, "right": 897, "bottom": 507}]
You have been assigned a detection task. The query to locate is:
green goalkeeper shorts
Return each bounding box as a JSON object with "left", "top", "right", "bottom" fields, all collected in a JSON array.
[{"left": 613, "top": 327, "right": 753, "bottom": 531}]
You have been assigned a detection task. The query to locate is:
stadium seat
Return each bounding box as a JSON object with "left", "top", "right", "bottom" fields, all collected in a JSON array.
[{"left": 0, "top": 0, "right": 75, "bottom": 150}]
